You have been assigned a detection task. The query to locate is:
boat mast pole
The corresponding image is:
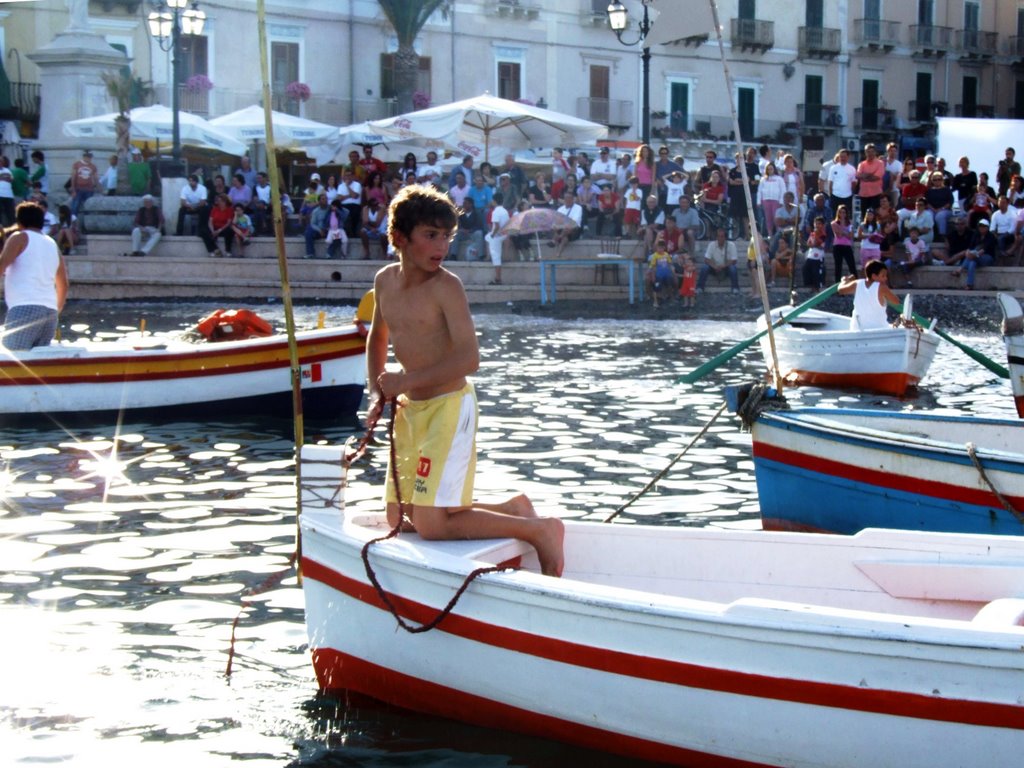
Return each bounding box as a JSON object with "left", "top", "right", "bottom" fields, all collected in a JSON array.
[
  {"left": 708, "top": 0, "right": 783, "bottom": 391},
  {"left": 257, "top": 0, "right": 305, "bottom": 568}
]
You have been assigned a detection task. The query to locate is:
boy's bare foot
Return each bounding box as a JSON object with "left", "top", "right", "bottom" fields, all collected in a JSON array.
[{"left": 534, "top": 517, "right": 565, "bottom": 577}]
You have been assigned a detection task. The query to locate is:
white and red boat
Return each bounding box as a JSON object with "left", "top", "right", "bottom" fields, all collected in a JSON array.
[
  {"left": 756, "top": 302, "right": 939, "bottom": 396},
  {"left": 0, "top": 324, "right": 366, "bottom": 423},
  {"left": 299, "top": 443, "right": 1024, "bottom": 768},
  {"left": 1001, "top": 292, "right": 1024, "bottom": 418}
]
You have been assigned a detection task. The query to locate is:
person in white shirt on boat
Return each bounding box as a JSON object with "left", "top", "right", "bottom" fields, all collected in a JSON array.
[
  {"left": 837, "top": 259, "right": 900, "bottom": 332},
  {"left": 0, "top": 201, "right": 69, "bottom": 350}
]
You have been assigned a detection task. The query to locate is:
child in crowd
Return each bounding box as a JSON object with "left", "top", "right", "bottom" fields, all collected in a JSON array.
[
  {"left": 891, "top": 226, "right": 930, "bottom": 288},
  {"left": 770, "top": 234, "right": 793, "bottom": 288},
  {"left": 230, "top": 203, "right": 253, "bottom": 258},
  {"left": 55, "top": 204, "right": 79, "bottom": 256},
  {"left": 325, "top": 199, "right": 349, "bottom": 259},
  {"left": 622, "top": 176, "right": 643, "bottom": 238},
  {"left": 856, "top": 208, "right": 883, "bottom": 270},
  {"left": 678, "top": 253, "right": 698, "bottom": 308},
  {"left": 366, "top": 184, "right": 564, "bottom": 577},
  {"left": 646, "top": 236, "right": 676, "bottom": 308},
  {"left": 803, "top": 216, "right": 828, "bottom": 290}
]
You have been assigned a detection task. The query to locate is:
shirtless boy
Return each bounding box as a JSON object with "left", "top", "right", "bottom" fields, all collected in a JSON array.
[{"left": 366, "top": 185, "right": 565, "bottom": 576}]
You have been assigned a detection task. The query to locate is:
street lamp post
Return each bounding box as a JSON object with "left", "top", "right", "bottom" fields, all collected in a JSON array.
[
  {"left": 607, "top": 1, "right": 653, "bottom": 146},
  {"left": 148, "top": 0, "right": 206, "bottom": 161}
]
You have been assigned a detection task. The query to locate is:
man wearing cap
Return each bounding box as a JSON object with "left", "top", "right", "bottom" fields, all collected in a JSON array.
[
  {"left": 69, "top": 149, "right": 99, "bottom": 226},
  {"left": 990, "top": 195, "right": 1018, "bottom": 256},
  {"left": 897, "top": 170, "right": 928, "bottom": 231},
  {"left": 951, "top": 218, "right": 997, "bottom": 290},
  {"left": 590, "top": 147, "right": 617, "bottom": 187},
  {"left": 308, "top": 172, "right": 324, "bottom": 196},
  {"left": 128, "top": 148, "right": 151, "bottom": 196},
  {"left": 500, "top": 154, "right": 527, "bottom": 200},
  {"left": 130, "top": 194, "right": 164, "bottom": 257}
]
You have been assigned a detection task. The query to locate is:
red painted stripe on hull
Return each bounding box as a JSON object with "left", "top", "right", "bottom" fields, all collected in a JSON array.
[
  {"left": 1015, "top": 394, "right": 1024, "bottom": 419},
  {"left": 753, "top": 441, "right": 1024, "bottom": 511},
  {"left": 784, "top": 369, "right": 916, "bottom": 397},
  {"left": 302, "top": 556, "right": 1024, "bottom": 730},
  {"left": 0, "top": 340, "right": 364, "bottom": 386},
  {"left": 311, "top": 648, "right": 770, "bottom": 768}
]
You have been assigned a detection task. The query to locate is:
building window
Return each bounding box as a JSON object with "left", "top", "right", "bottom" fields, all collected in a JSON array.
[
  {"left": 181, "top": 35, "right": 209, "bottom": 83},
  {"left": 738, "top": 0, "right": 755, "bottom": 19},
  {"left": 589, "top": 64, "right": 609, "bottom": 123},
  {"left": 806, "top": 0, "right": 823, "bottom": 27},
  {"left": 497, "top": 61, "right": 521, "bottom": 101},
  {"left": 918, "top": 0, "right": 933, "bottom": 25},
  {"left": 962, "top": 75, "right": 978, "bottom": 117},
  {"left": 380, "top": 54, "right": 432, "bottom": 101}
]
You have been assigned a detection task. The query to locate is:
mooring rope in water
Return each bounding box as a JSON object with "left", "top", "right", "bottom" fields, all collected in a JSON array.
[
  {"left": 226, "top": 403, "right": 386, "bottom": 677},
  {"left": 360, "top": 397, "right": 512, "bottom": 634},
  {"left": 603, "top": 401, "right": 730, "bottom": 524},
  {"left": 966, "top": 442, "right": 1024, "bottom": 524}
]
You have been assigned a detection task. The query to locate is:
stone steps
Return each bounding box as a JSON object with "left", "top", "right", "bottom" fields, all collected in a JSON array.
[{"left": 66, "top": 234, "right": 1024, "bottom": 304}]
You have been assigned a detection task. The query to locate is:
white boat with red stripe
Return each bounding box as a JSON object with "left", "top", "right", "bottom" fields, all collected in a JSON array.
[{"left": 299, "top": 443, "right": 1024, "bottom": 768}]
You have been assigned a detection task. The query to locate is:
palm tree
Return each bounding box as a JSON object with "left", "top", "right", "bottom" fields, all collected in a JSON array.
[
  {"left": 377, "top": 0, "right": 448, "bottom": 114},
  {"left": 101, "top": 70, "right": 153, "bottom": 194}
]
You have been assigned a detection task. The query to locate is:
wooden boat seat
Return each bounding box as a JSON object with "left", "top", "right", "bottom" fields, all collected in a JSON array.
[
  {"left": 412, "top": 535, "right": 533, "bottom": 568},
  {"left": 972, "top": 598, "right": 1024, "bottom": 627},
  {"left": 855, "top": 558, "right": 1024, "bottom": 602}
]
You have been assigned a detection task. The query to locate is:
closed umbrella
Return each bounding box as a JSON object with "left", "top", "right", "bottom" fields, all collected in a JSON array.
[
  {"left": 64, "top": 104, "right": 247, "bottom": 156},
  {"left": 501, "top": 207, "right": 578, "bottom": 261}
]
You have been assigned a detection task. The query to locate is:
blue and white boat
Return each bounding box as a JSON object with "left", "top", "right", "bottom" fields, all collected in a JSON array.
[{"left": 750, "top": 407, "right": 1024, "bottom": 535}]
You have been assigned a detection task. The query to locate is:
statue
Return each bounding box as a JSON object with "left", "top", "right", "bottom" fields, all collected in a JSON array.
[{"left": 65, "top": 0, "right": 91, "bottom": 32}]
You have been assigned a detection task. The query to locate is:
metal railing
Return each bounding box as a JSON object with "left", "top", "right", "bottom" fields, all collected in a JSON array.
[
  {"left": 851, "top": 18, "right": 901, "bottom": 48},
  {"left": 731, "top": 18, "right": 774, "bottom": 50},
  {"left": 796, "top": 103, "right": 841, "bottom": 128},
  {"left": 576, "top": 97, "right": 634, "bottom": 127},
  {"left": 664, "top": 113, "right": 796, "bottom": 144},
  {"left": 954, "top": 29, "right": 998, "bottom": 57},
  {"left": 907, "top": 99, "right": 948, "bottom": 122},
  {"left": 954, "top": 103, "right": 995, "bottom": 118},
  {"left": 1006, "top": 35, "right": 1024, "bottom": 58},
  {"left": 909, "top": 24, "right": 954, "bottom": 52},
  {"left": 853, "top": 107, "right": 896, "bottom": 132},
  {"left": 0, "top": 81, "right": 40, "bottom": 122},
  {"left": 798, "top": 26, "right": 841, "bottom": 57}
]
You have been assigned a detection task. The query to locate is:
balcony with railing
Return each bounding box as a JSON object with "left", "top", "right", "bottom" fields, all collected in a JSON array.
[
  {"left": 731, "top": 18, "right": 774, "bottom": 52},
  {"left": 797, "top": 103, "right": 842, "bottom": 129},
  {"left": 907, "top": 99, "right": 948, "bottom": 122},
  {"left": 851, "top": 19, "right": 901, "bottom": 50},
  {"left": 909, "top": 24, "right": 953, "bottom": 56},
  {"left": 798, "top": 26, "right": 841, "bottom": 58},
  {"left": 955, "top": 29, "right": 998, "bottom": 60},
  {"left": 853, "top": 107, "right": 896, "bottom": 132},
  {"left": 0, "top": 81, "right": 41, "bottom": 123},
  {"left": 489, "top": 0, "right": 540, "bottom": 20},
  {"left": 954, "top": 103, "right": 995, "bottom": 118},
  {"left": 658, "top": 114, "right": 796, "bottom": 145},
  {"left": 576, "top": 97, "right": 634, "bottom": 130},
  {"left": 1007, "top": 35, "right": 1024, "bottom": 62}
]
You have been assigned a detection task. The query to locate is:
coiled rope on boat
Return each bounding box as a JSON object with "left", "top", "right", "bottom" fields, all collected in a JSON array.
[
  {"left": 360, "top": 398, "right": 512, "bottom": 634},
  {"left": 965, "top": 442, "right": 1024, "bottom": 524}
]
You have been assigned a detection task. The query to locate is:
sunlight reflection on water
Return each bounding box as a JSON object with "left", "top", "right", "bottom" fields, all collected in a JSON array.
[{"left": 0, "top": 302, "right": 1014, "bottom": 766}]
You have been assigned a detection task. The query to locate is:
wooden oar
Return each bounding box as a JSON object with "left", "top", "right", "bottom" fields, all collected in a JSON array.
[
  {"left": 907, "top": 309, "right": 1009, "bottom": 379},
  {"left": 676, "top": 283, "right": 839, "bottom": 384}
]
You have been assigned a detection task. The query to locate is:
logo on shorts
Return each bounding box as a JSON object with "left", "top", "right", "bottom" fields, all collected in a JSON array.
[{"left": 417, "top": 456, "right": 431, "bottom": 478}]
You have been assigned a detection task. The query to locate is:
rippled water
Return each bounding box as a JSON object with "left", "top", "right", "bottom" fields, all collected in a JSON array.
[{"left": 0, "top": 301, "right": 1014, "bottom": 766}]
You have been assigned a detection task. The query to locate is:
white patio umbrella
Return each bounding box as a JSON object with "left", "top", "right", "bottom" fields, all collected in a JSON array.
[
  {"left": 210, "top": 105, "right": 340, "bottom": 164},
  {"left": 331, "top": 121, "right": 508, "bottom": 164},
  {"left": 63, "top": 104, "right": 247, "bottom": 156},
  {"left": 367, "top": 93, "right": 608, "bottom": 163}
]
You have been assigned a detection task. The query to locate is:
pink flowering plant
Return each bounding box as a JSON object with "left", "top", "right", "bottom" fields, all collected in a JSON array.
[
  {"left": 286, "top": 81, "right": 311, "bottom": 102},
  {"left": 185, "top": 74, "right": 214, "bottom": 92},
  {"left": 412, "top": 90, "right": 431, "bottom": 110}
]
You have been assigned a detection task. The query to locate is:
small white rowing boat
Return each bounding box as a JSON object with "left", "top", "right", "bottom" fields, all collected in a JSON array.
[
  {"left": 299, "top": 443, "right": 1024, "bottom": 768},
  {"left": 757, "top": 301, "right": 939, "bottom": 396}
]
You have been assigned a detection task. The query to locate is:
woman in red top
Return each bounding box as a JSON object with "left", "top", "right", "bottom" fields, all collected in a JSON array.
[
  {"left": 204, "top": 193, "right": 234, "bottom": 257},
  {"left": 700, "top": 170, "right": 726, "bottom": 213}
]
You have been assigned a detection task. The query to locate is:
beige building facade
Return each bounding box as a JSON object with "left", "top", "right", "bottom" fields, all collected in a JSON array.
[{"left": 2, "top": 0, "right": 1023, "bottom": 163}]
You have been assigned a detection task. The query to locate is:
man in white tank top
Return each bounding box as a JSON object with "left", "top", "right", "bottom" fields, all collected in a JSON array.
[
  {"left": 837, "top": 259, "right": 900, "bottom": 332},
  {"left": 0, "top": 201, "right": 69, "bottom": 350}
]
